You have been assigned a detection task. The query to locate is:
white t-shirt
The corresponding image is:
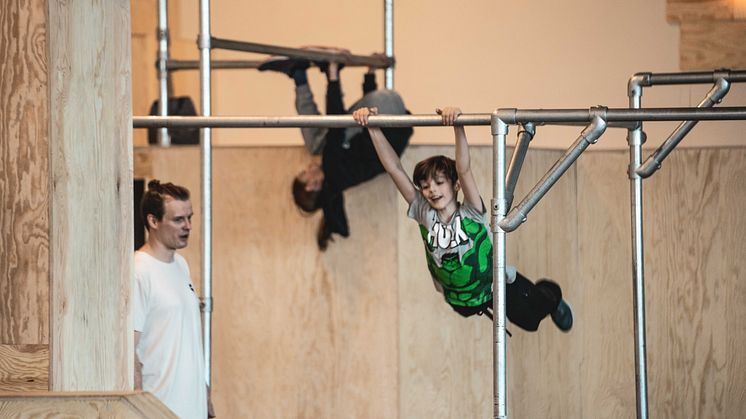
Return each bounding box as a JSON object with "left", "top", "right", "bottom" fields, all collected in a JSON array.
[{"left": 133, "top": 251, "right": 207, "bottom": 419}]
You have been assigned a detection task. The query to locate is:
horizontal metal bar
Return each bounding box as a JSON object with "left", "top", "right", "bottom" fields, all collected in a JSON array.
[
  {"left": 496, "top": 107, "right": 746, "bottom": 124},
  {"left": 133, "top": 114, "right": 492, "bottom": 129},
  {"left": 210, "top": 37, "right": 394, "bottom": 68},
  {"left": 133, "top": 107, "right": 746, "bottom": 129},
  {"left": 645, "top": 69, "right": 746, "bottom": 86},
  {"left": 167, "top": 59, "right": 263, "bottom": 71}
]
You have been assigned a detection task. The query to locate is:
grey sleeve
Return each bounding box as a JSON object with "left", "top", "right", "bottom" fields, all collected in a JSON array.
[
  {"left": 406, "top": 192, "right": 429, "bottom": 224},
  {"left": 460, "top": 198, "right": 488, "bottom": 224},
  {"left": 295, "top": 84, "right": 328, "bottom": 155}
]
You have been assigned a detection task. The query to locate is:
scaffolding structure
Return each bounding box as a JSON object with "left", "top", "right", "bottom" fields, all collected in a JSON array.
[{"left": 140, "top": 2, "right": 746, "bottom": 419}]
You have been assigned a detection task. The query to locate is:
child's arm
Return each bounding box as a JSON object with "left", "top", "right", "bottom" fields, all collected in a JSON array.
[
  {"left": 438, "top": 106, "right": 484, "bottom": 212},
  {"left": 353, "top": 107, "right": 418, "bottom": 204}
]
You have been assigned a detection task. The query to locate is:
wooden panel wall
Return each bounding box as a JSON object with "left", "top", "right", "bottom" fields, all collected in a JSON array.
[
  {"left": 0, "top": 0, "right": 50, "bottom": 391},
  {"left": 135, "top": 144, "right": 746, "bottom": 418},
  {"left": 668, "top": 0, "right": 746, "bottom": 69},
  {"left": 143, "top": 147, "right": 399, "bottom": 419},
  {"left": 47, "top": 0, "right": 133, "bottom": 391}
]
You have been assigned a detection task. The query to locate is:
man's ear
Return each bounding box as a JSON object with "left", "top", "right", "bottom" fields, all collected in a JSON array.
[{"left": 146, "top": 214, "right": 159, "bottom": 230}]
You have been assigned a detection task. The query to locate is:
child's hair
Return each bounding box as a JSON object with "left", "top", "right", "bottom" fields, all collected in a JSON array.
[
  {"left": 140, "top": 179, "right": 190, "bottom": 230},
  {"left": 412, "top": 155, "right": 458, "bottom": 187},
  {"left": 292, "top": 176, "right": 322, "bottom": 213}
]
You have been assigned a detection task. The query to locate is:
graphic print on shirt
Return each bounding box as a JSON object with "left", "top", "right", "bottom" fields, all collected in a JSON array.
[{"left": 419, "top": 215, "right": 493, "bottom": 307}]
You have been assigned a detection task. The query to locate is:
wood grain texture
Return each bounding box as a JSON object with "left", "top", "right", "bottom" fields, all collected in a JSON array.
[
  {"left": 667, "top": 0, "right": 734, "bottom": 22},
  {"left": 0, "top": 0, "right": 49, "bottom": 346},
  {"left": 577, "top": 151, "right": 637, "bottom": 419},
  {"left": 146, "top": 146, "right": 399, "bottom": 419},
  {"left": 0, "top": 345, "right": 48, "bottom": 392},
  {"left": 47, "top": 0, "right": 133, "bottom": 391},
  {"left": 720, "top": 149, "right": 746, "bottom": 419},
  {"left": 644, "top": 149, "right": 727, "bottom": 419},
  {"left": 137, "top": 145, "right": 746, "bottom": 418},
  {"left": 679, "top": 20, "right": 746, "bottom": 70},
  {"left": 506, "top": 148, "right": 582, "bottom": 419},
  {"left": 0, "top": 392, "right": 177, "bottom": 418}
]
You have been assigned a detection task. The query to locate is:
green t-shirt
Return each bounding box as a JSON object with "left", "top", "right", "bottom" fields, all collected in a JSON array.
[{"left": 407, "top": 193, "right": 493, "bottom": 307}]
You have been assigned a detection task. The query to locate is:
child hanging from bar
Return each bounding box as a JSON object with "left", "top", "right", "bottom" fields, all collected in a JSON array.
[{"left": 352, "top": 106, "right": 573, "bottom": 332}]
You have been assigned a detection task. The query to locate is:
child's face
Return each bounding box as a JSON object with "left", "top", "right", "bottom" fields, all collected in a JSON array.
[{"left": 418, "top": 171, "right": 459, "bottom": 212}]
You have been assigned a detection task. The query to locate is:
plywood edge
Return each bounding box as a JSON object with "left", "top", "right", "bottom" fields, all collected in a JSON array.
[
  {"left": 667, "top": 0, "right": 734, "bottom": 23},
  {"left": 0, "top": 345, "right": 49, "bottom": 392},
  {"left": 0, "top": 392, "right": 177, "bottom": 418}
]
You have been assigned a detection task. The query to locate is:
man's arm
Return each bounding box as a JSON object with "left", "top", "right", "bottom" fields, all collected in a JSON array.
[
  {"left": 134, "top": 331, "right": 143, "bottom": 390},
  {"left": 353, "top": 107, "right": 417, "bottom": 204},
  {"left": 439, "top": 107, "right": 484, "bottom": 212}
]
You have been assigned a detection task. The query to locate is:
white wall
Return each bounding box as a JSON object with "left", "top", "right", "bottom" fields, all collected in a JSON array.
[{"left": 162, "top": 0, "right": 746, "bottom": 150}]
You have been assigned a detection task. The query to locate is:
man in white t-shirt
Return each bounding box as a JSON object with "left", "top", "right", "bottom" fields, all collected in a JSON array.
[{"left": 134, "top": 179, "right": 215, "bottom": 418}]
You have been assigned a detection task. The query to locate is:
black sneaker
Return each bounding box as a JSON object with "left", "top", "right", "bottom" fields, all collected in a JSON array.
[
  {"left": 258, "top": 56, "right": 310, "bottom": 76},
  {"left": 551, "top": 299, "right": 573, "bottom": 332}
]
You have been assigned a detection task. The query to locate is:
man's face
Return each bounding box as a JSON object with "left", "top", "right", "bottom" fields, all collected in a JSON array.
[
  {"left": 297, "top": 163, "right": 324, "bottom": 192},
  {"left": 150, "top": 197, "right": 193, "bottom": 250}
]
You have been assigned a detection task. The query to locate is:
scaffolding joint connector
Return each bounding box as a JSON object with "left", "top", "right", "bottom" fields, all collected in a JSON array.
[
  {"left": 628, "top": 72, "right": 651, "bottom": 97},
  {"left": 581, "top": 106, "right": 608, "bottom": 144},
  {"left": 198, "top": 34, "right": 211, "bottom": 50},
  {"left": 518, "top": 122, "right": 536, "bottom": 139},
  {"left": 491, "top": 109, "right": 512, "bottom": 135},
  {"left": 200, "top": 297, "right": 214, "bottom": 313}
]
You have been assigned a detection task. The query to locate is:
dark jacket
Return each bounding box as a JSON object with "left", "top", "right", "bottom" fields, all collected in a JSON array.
[{"left": 321, "top": 75, "right": 413, "bottom": 238}]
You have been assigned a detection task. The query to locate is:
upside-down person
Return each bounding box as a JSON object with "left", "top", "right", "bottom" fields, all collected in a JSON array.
[{"left": 260, "top": 47, "right": 413, "bottom": 250}]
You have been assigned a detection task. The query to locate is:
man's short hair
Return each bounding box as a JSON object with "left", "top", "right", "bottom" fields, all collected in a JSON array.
[
  {"left": 412, "top": 155, "right": 458, "bottom": 187},
  {"left": 140, "top": 179, "right": 190, "bottom": 230}
]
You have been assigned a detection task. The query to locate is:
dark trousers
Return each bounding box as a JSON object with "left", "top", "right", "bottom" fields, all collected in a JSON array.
[{"left": 450, "top": 271, "right": 561, "bottom": 332}]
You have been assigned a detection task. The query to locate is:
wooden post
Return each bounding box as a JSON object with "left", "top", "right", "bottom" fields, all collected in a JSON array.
[{"left": 47, "top": 0, "right": 133, "bottom": 391}]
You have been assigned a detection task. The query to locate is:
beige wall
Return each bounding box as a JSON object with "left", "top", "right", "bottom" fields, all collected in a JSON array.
[
  {"left": 131, "top": 0, "right": 746, "bottom": 151},
  {"left": 134, "top": 145, "right": 746, "bottom": 418}
]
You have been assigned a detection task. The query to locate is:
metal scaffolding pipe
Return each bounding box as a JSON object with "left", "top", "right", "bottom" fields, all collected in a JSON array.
[
  {"left": 157, "top": 0, "right": 170, "bottom": 146},
  {"left": 132, "top": 106, "right": 746, "bottom": 130},
  {"left": 167, "top": 59, "right": 263, "bottom": 71},
  {"left": 134, "top": 113, "right": 492, "bottom": 128},
  {"left": 210, "top": 37, "right": 394, "bottom": 68},
  {"left": 384, "top": 0, "right": 394, "bottom": 89},
  {"left": 491, "top": 113, "right": 509, "bottom": 419},
  {"left": 636, "top": 77, "right": 731, "bottom": 178},
  {"left": 505, "top": 123, "right": 535, "bottom": 210},
  {"left": 645, "top": 69, "right": 746, "bottom": 85},
  {"left": 627, "top": 74, "right": 649, "bottom": 419},
  {"left": 198, "top": 0, "right": 213, "bottom": 388},
  {"left": 495, "top": 106, "right": 746, "bottom": 124},
  {"left": 499, "top": 110, "right": 608, "bottom": 232}
]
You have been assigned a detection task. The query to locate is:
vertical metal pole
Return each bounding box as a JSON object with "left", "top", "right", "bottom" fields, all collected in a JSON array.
[
  {"left": 627, "top": 77, "right": 649, "bottom": 419},
  {"left": 491, "top": 113, "right": 509, "bottom": 419},
  {"left": 157, "top": 0, "right": 171, "bottom": 146},
  {"left": 384, "top": 0, "right": 394, "bottom": 89},
  {"left": 199, "top": 0, "right": 213, "bottom": 387}
]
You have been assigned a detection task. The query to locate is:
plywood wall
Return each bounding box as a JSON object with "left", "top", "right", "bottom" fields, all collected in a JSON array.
[
  {"left": 668, "top": 0, "right": 746, "bottom": 69},
  {"left": 142, "top": 146, "right": 399, "bottom": 418},
  {"left": 135, "top": 144, "right": 746, "bottom": 418},
  {"left": 0, "top": 0, "right": 50, "bottom": 392}
]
